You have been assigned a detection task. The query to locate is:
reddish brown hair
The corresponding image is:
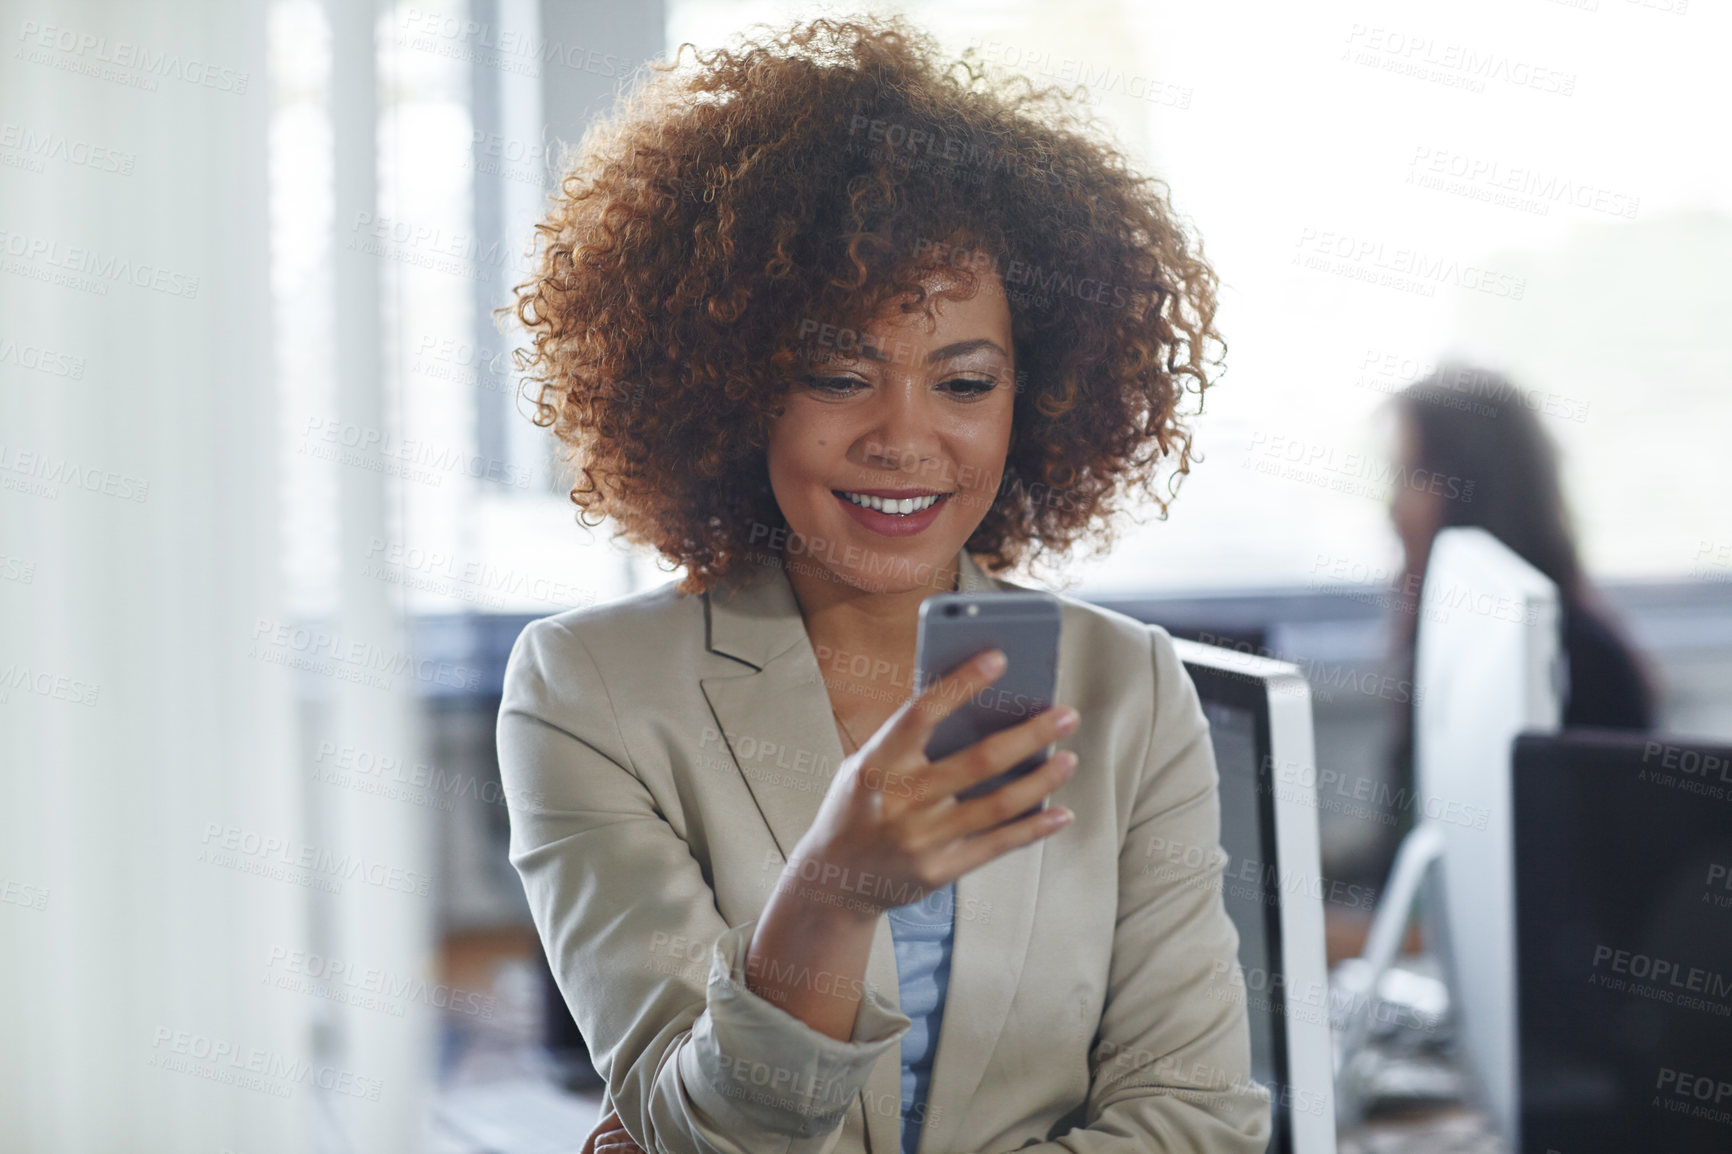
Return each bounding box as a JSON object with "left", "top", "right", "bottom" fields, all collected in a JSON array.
[{"left": 509, "top": 13, "right": 1224, "bottom": 593}]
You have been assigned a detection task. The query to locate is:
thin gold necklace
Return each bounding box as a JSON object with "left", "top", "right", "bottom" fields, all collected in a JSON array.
[
  {"left": 831, "top": 704, "right": 861, "bottom": 756},
  {"left": 822, "top": 563, "right": 957, "bottom": 759}
]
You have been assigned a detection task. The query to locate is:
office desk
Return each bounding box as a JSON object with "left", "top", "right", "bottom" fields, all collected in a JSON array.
[{"left": 1339, "top": 1104, "right": 1504, "bottom": 1153}]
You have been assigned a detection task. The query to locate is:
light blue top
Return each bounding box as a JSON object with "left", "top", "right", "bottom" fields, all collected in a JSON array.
[{"left": 886, "top": 880, "right": 957, "bottom": 1154}]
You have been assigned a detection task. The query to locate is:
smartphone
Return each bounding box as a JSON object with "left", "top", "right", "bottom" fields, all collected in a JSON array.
[{"left": 914, "top": 591, "right": 1063, "bottom": 819}]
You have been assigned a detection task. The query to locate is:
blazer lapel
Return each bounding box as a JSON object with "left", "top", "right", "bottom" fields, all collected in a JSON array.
[
  {"left": 698, "top": 548, "right": 1046, "bottom": 1154},
  {"left": 698, "top": 550, "right": 907, "bottom": 1154}
]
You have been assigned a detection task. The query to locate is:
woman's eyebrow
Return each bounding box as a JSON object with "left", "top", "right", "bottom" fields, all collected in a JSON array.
[{"left": 856, "top": 337, "right": 1009, "bottom": 364}]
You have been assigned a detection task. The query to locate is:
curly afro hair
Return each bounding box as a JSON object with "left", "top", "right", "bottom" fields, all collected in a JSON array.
[{"left": 508, "top": 13, "right": 1224, "bottom": 594}]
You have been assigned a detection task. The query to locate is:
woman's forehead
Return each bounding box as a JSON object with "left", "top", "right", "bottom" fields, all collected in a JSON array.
[{"left": 796, "top": 287, "right": 1013, "bottom": 369}]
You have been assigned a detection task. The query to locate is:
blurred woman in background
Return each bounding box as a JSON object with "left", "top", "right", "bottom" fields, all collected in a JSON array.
[{"left": 1384, "top": 363, "right": 1658, "bottom": 788}]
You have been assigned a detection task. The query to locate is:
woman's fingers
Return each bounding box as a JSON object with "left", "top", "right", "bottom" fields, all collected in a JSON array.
[
  {"left": 589, "top": 1108, "right": 641, "bottom": 1154},
  {"left": 882, "top": 647, "right": 1008, "bottom": 758},
  {"left": 583, "top": 1109, "right": 626, "bottom": 1154},
  {"left": 917, "top": 700, "right": 1078, "bottom": 807},
  {"left": 801, "top": 647, "right": 1084, "bottom": 921},
  {"left": 918, "top": 748, "right": 1077, "bottom": 848},
  {"left": 938, "top": 787, "right": 1075, "bottom": 876}
]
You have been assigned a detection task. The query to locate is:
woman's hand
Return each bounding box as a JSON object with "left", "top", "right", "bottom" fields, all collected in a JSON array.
[
  {"left": 790, "top": 647, "right": 1080, "bottom": 917},
  {"left": 581, "top": 1108, "right": 646, "bottom": 1154}
]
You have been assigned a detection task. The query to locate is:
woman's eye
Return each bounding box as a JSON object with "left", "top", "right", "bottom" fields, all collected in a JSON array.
[
  {"left": 805, "top": 376, "right": 863, "bottom": 395},
  {"left": 944, "top": 376, "right": 997, "bottom": 397},
  {"left": 803, "top": 375, "right": 996, "bottom": 397}
]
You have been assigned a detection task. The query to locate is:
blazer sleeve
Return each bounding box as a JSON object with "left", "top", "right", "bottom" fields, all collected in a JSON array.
[
  {"left": 970, "top": 625, "right": 1274, "bottom": 1153},
  {"left": 496, "top": 617, "right": 913, "bottom": 1154}
]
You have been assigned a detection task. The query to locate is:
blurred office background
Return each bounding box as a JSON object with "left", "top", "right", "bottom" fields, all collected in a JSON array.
[{"left": 2, "top": 0, "right": 1728, "bottom": 1150}]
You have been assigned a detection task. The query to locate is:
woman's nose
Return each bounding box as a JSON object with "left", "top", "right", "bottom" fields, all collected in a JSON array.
[{"left": 864, "top": 380, "right": 939, "bottom": 472}]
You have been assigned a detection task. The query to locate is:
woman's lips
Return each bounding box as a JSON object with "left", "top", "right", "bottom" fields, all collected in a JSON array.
[{"left": 831, "top": 490, "right": 952, "bottom": 538}]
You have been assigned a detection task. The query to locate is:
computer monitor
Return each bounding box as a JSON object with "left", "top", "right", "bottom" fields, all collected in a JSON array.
[
  {"left": 1513, "top": 729, "right": 1732, "bottom": 1154},
  {"left": 1337, "top": 526, "right": 1563, "bottom": 1144},
  {"left": 1174, "top": 636, "right": 1336, "bottom": 1154}
]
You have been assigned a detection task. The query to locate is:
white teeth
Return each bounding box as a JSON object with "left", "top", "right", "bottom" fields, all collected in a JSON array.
[{"left": 839, "top": 491, "right": 943, "bottom": 515}]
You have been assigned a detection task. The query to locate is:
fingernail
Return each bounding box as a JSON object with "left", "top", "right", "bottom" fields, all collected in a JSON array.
[
  {"left": 1055, "top": 707, "right": 1078, "bottom": 732},
  {"left": 981, "top": 649, "right": 1007, "bottom": 673},
  {"left": 1050, "top": 807, "right": 1073, "bottom": 826}
]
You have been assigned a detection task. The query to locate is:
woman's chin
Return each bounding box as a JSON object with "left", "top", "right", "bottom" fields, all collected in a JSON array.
[{"left": 787, "top": 531, "right": 955, "bottom": 596}]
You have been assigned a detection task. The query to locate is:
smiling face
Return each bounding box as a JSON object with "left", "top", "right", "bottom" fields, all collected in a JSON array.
[{"left": 766, "top": 265, "right": 1016, "bottom": 596}]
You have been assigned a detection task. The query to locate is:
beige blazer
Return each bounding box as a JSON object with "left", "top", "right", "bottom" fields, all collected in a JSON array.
[{"left": 497, "top": 546, "right": 1272, "bottom": 1154}]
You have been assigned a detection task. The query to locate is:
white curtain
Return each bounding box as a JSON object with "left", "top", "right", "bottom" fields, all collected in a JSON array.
[{"left": 0, "top": 1, "right": 432, "bottom": 1149}]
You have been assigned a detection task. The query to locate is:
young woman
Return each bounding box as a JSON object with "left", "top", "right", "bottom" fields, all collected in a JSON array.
[
  {"left": 1381, "top": 364, "right": 1658, "bottom": 804},
  {"left": 499, "top": 15, "right": 1270, "bottom": 1154}
]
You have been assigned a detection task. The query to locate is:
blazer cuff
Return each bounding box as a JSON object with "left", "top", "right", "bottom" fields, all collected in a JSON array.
[{"left": 681, "top": 917, "right": 911, "bottom": 1139}]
